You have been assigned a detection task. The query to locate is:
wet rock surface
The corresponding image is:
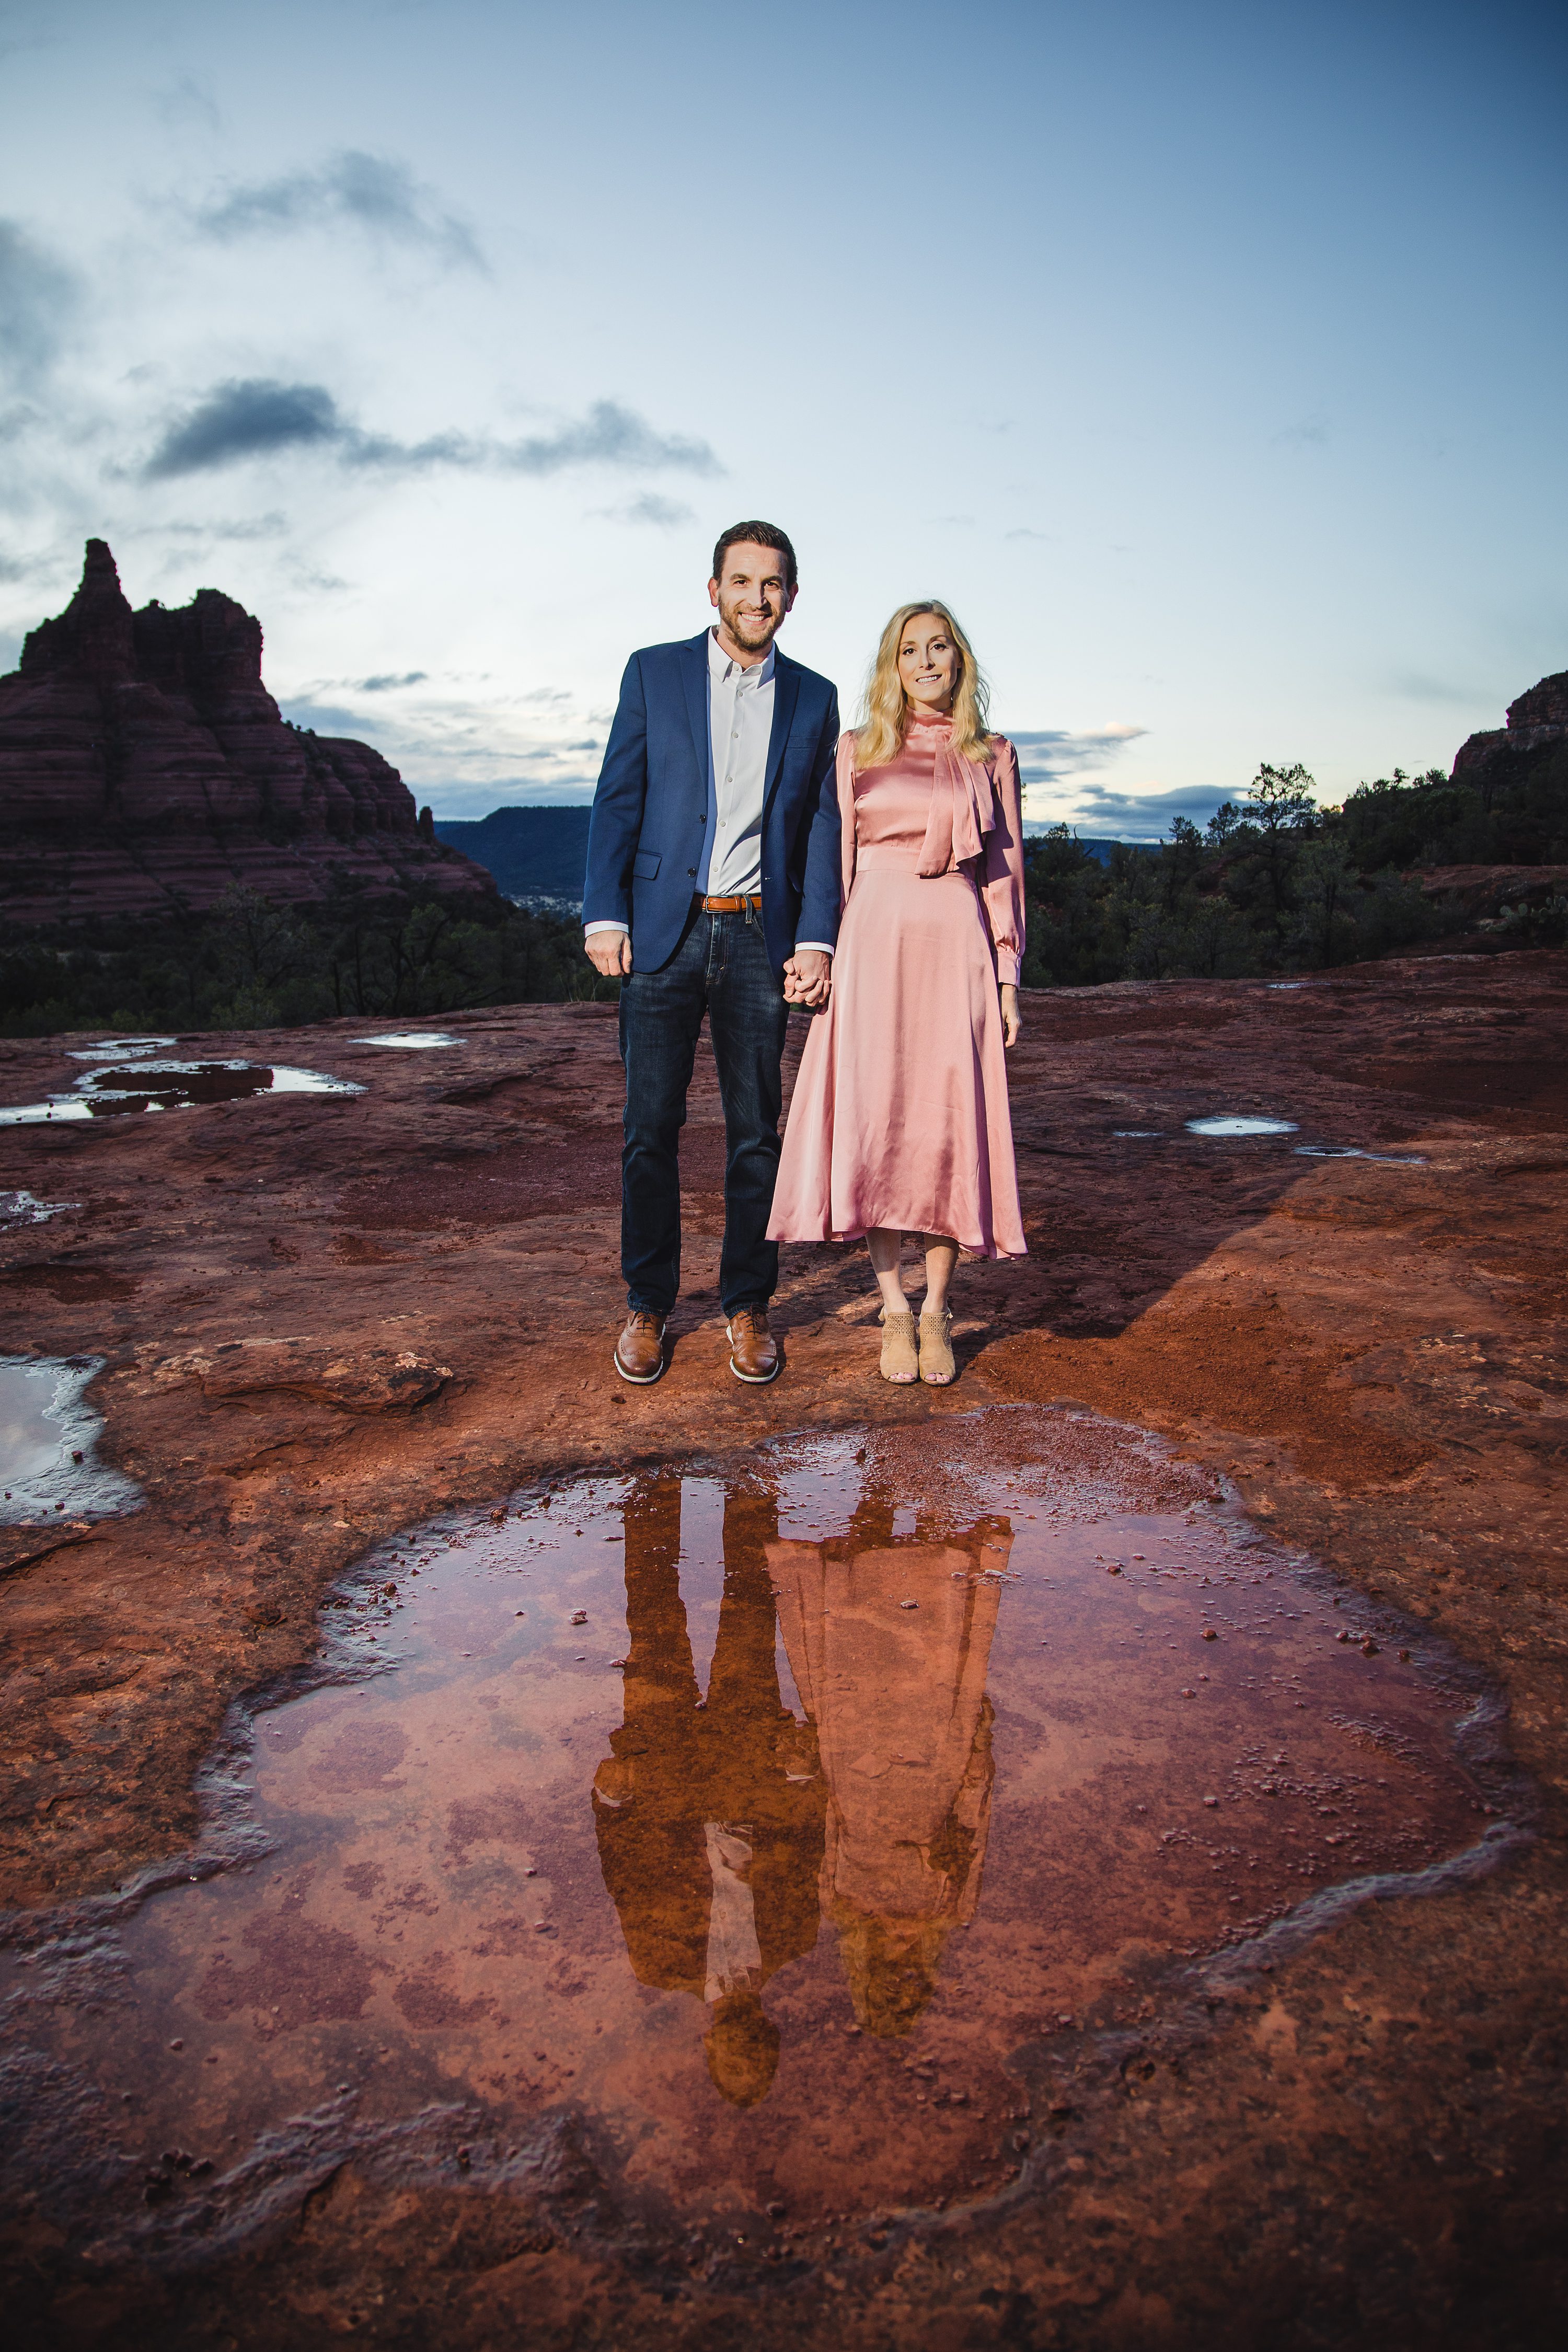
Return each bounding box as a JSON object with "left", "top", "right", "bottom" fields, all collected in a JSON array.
[{"left": 1, "top": 954, "right": 1566, "bottom": 2348}]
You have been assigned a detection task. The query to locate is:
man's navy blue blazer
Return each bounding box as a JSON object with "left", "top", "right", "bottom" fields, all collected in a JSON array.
[{"left": 582, "top": 629, "right": 842, "bottom": 976}]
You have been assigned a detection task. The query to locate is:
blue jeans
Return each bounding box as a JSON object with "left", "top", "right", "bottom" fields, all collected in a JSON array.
[{"left": 619, "top": 903, "right": 789, "bottom": 1318}]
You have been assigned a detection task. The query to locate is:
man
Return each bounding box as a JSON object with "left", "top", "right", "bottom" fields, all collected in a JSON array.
[
  {"left": 583, "top": 521, "right": 841, "bottom": 1386},
  {"left": 591, "top": 1474, "right": 825, "bottom": 2105}
]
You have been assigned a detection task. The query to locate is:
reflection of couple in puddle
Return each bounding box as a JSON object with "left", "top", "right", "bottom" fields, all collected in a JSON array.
[{"left": 592, "top": 1474, "right": 1007, "bottom": 2104}]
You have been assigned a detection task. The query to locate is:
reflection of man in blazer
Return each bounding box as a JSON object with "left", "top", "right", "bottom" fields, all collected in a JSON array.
[
  {"left": 592, "top": 1475, "right": 825, "bottom": 2107},
  {"left": 582, "top": 522, "right": 841, "bottom": 1389}
]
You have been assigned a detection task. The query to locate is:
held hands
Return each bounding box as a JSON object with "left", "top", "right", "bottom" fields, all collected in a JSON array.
[
  {"left": 1000, "top": 983, "right": 1022, "bottom": 1048},
  {"left": 782, "top": 949, "right": 832, "bottom": 1009},
  {"left": 584, "top": 930, "right": 633, "bottom": 979}
]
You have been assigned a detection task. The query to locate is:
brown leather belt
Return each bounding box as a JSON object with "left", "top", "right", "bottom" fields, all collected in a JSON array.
[{"left": 696, "top": 892, "right": 763, "bottom": 913}]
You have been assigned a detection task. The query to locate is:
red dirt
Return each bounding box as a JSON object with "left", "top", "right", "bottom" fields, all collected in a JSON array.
[{"left": 2, "top": 948, "right": 1565, "bottom": 2348}]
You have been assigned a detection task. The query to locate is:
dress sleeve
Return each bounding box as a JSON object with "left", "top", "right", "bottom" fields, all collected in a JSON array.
[
  {"left": 979, "top": 737, "right": 1025, "bottom": 983},
  {"left": 836, "top": 731, "right": 859, "bottom": 910}
]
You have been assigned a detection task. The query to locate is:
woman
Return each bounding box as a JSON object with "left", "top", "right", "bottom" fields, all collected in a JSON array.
[
  {"left": 768, "top": 601, "right": 1026, "bottom": 1383},
  {"left": 768, "top": 1509, "right": 1006, "bottom": 2035}
]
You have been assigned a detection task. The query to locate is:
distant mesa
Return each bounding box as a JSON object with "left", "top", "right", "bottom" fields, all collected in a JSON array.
[
  {"left": 433, "top": 805, "right": 591, "bottom": 912},
  {"left": 0, "top": 540, "right": 495, "bottom": 927}
]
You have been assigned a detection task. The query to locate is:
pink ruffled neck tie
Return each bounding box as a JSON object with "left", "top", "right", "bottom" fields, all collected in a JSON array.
[{"left": 917, "top": 733, "right": 997, "bottom": 876}]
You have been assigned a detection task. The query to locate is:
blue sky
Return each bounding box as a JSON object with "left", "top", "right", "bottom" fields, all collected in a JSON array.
[{"left": 1, "top": 0, "right": 1563, "bottom": 831}]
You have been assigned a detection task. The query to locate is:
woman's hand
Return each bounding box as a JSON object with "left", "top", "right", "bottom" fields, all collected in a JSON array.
[{"left": 1000, "top": 983, "right": 1021, "bottom": 1048}]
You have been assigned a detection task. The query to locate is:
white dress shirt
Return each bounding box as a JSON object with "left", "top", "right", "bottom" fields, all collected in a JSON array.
[
  {"left": 584, "top": 627, "right": 833, "bottom": 956},
  {"left": 706, "top": 628, "right": 773, "bottom": 897}
]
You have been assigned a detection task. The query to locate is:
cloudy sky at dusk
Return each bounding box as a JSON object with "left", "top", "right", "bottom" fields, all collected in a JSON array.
[{"left": 1, "top": 0, "right": 1563, "bottom": 832}]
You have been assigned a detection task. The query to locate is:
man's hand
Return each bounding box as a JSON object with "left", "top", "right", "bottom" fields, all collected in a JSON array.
[
  {"left": 782, "top": 948, "right": 832, "bottom": 1008},
  {"left": 585, "top": 930, "right": 633, "bottom": 979}
]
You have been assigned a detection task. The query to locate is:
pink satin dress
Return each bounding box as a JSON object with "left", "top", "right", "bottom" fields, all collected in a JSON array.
[{"left": 768, "top": 714, "right": 1027, "bottom": 1259}]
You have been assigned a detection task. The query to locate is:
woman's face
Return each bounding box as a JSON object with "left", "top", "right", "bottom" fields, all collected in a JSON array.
[{"left": 897, "top": 615, "right": 960, "bottom": 714}]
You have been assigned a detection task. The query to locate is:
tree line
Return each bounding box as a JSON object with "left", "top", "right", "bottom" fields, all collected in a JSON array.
[
  {"left": 2, "top": 751, "right": 1563, "bottom": 1034},
  {"left": 0, "top": 883, "right": 616, "bottom": 1037},
  {"left": 1020, "top": 753, "right": 1567, "bottom": 989}
]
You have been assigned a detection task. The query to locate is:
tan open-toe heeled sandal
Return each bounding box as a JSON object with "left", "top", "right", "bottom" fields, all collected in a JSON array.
[
  {"left": 879, "top": 1308, "right": 919, "bottom": 1383},
  {"left": 918, "top": 1306, "right": 955, "bottom": 1385}
]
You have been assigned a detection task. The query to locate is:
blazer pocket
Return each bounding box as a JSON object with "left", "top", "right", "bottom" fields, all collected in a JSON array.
[{"left": 632, "top": 849, "right": 662, "bottom": 880}]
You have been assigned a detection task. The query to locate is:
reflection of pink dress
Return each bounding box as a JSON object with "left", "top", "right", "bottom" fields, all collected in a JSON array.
[{"left": 768, "top": 715, "right": 1027, "bottom": 1258}]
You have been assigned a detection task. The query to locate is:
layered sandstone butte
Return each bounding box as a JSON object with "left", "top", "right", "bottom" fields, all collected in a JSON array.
[
  {"left": 0, "top": 540, "right": 495, "bottom": 925},
  {"left": 1452, "top": 667, "right": 1568, "bottom": 784}
]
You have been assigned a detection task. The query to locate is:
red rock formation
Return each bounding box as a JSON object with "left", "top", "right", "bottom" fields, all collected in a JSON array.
[
  {"left": 1452, "top": 665, "right": 1568, "bottom": 777},
  {"left": 0, "top": 540, "right": 495, "bottom": 925}
]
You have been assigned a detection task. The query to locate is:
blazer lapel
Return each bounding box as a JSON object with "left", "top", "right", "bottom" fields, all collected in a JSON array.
[
  {"left": 679, "top": 632, "right": 711, "bottom": 789},
  {"left": 762, "top": 658, "right": 802, "bottom": 814}
]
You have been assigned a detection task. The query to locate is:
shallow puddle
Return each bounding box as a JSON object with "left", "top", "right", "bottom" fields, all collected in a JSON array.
[
  {"left": 0, "top": 1060, "right": 364, "bottom": 1125},
  {"left": 0, "top": 1190, "right": 79, "bottom": 1228},
  {"left": 1186, "top": 1115, "right": 1299, "bottom": 1137},
  {"left": 2, "top": 1409, "right": 1508, "bottom": 2258},
  {"left": 1294, "top": 1145, "right": 1427, "bottom": 1166},
  {"left": 0, "top": 1355, "right": 143, "bottom": 1523},
  {"left": 64, "top": 1035, "right": 179, "bottom": 1061},
  {"left": 349, "top": 1032, "right": 464, "bottom": 1050},
  {"left": 1116, "top": 1126, "right": 1417, "bottom": 1159}
]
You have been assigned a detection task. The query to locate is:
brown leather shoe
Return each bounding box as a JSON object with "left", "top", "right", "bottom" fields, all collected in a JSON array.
[
  {"left": 614, "top": 1308, "right": 667, "bottom": 1384},
  {"left": 726, "top": 1306, "right": 780, "bottom": 1385}
]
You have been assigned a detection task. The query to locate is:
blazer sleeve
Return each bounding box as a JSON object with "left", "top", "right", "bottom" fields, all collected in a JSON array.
[
  {"left": 582, "top": 652, "right": 649, "bottom": 930},
  {"left": 979, "top": 737, "right": 1025, "bottom": 984},
  {"left": 792, "top": 685, "right": 844, "bottom": 953}
]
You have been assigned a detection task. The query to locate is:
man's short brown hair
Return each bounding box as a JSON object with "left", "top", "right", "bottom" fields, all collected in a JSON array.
[{"left": 711, "top": 520, "right": 798, "bottom": 593}]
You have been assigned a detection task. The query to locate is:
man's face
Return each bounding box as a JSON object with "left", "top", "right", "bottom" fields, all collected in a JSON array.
[{"left": 708, "top": 543, "right": 797, "bottom": 656}]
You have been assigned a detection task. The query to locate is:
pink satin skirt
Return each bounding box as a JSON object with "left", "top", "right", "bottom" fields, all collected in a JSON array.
[{"left": 768, "top": 850, "right": 1026, "bottom": 1258}]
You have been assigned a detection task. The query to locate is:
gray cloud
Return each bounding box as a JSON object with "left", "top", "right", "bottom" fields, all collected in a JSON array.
[
  {"left": 155, "top": 76, "right": 222, "bottom": 135},
  {"left": 0, "top": 544, "right": 56, "bottom": 585},
  {"left": 1388, "top": 670, "right": 1483, "bottom": 706},
  {"left": 1274, "top": 413, "right": 1330, "bottom": 449},
  {"left": 144, "top": 379, "right": 720, "bottom": 482},
  {"left": 277, "top": 699, "right": 377, "bottom": 737},
  {"left": 357, "top": 671, "right": 428, "bottom": 690},
  {"left": 144, "top": 380, "right": 340, "bottom": 477},
  {"left": 193, "top": 150, "right": 484, "bottom": 271},
  {"left": 152, "top": 511, "right": 289, "bottom": 541},
  {"left": 1066, "top": 782, "right": 1232, "bottom": 840},
  {"left": 1011, "top": 725, "right": 1147, "bottom": 782},
  {"left": 594, "top": 492, "right": 696, "bottom": 527},
  {"left": 487, "top": 406, "right": 718, "bottom": 479},
  {"left": 0, "top": 220, "right": 78, "bottom": 389}
]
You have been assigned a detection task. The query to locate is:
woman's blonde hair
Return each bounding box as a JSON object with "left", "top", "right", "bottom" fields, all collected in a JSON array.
[{"left": 854, "top": 599, "right": 992, "bottom": 770}]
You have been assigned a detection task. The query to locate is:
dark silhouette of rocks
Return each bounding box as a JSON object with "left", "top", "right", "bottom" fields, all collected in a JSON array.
[
  {"left": 0, "top": 540, "right": 495, "bottom": 926},
  {"left": 1453, "top": 667, "right": 1568, "bottom": 780}
]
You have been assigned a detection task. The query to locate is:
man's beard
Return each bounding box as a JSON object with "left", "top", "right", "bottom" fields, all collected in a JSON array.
[{"left": 717, "top": 593, "right": 781, "bottom": 652}]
